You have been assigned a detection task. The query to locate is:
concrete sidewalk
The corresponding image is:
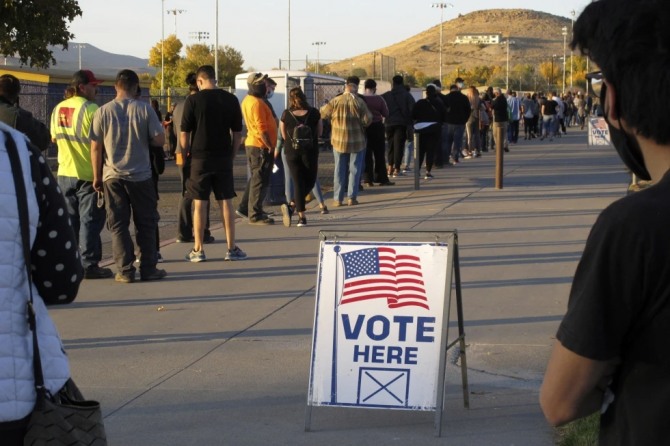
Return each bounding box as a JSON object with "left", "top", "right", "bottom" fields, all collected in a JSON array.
[{"left": 50, "top": 130, "right": 629, "bottom": 445}]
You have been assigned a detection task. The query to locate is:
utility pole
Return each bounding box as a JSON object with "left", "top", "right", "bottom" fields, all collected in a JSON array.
[
  {"left": 166, "top": 8, "right": 186, "bottom": 35},
  {"left": 431, "top": 3, "right": 454, "bottom": 85},
  {"left": 312, "top": 42, "right": 326, "bottom": 74}
]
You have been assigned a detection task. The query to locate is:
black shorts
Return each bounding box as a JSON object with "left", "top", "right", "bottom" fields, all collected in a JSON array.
[{"left": 186, "top": 158, "right": 236, "bottom": 200}]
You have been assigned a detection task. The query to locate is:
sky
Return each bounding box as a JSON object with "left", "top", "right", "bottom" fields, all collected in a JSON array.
[{"left": 67, "top": 0, "right": 593, "bottom": 71}]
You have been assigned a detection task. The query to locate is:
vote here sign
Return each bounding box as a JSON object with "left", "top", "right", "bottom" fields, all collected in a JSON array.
[{"left": 308, "top": 241, "right": 450, "bottom": 410}]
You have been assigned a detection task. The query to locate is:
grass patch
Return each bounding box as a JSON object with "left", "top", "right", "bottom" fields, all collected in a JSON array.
[{"left": 557, "top": 413, "right": 599, "bottom": 446}]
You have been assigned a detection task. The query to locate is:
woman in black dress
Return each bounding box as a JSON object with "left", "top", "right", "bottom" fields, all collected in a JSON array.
[{"left": 280, "top": 87, "right": 322, "bottom": 227}]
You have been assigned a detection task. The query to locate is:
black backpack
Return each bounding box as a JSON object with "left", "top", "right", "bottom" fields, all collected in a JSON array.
[{"left": 288, "top": 110, "right": 313, "bottom": 150}]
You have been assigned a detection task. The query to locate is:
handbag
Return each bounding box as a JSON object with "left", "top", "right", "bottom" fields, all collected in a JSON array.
[{"left": 2, "top": 130, "right": 108, "bottom": 446}]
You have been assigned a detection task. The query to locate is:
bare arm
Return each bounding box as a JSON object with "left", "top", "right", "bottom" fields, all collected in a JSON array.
[
  {"left": 232, "top": 131, "right": 241, "bottom": 158},
  {"left": 279, "top": 120, "right": 287, "bottom": 142},
  {"left": 91, "top": 139, "right": 104, "bottom": 192},
  {"left": 179, "top": 132, "right": 190, "bottom": 156},
  {"left": 540, "top": 341, "right": 619, "bottom": 426}
]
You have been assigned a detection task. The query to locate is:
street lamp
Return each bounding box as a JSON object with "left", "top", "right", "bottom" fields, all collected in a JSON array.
[
  {"left": 214, "top": 0, "right": 219, "bottom": 82},
  {"left": 562, "top": 26, "right": 568, "bottom": 94},
  {"left": 288, "top": 0, "right": 291, "bottom": 70},
  {"left": 501, "top": 38, "right": 515, "bottom": 91},
  {"left": 161, "top": 0, "right": 164, "bottom": 102},
  {"left": 431, "top": 3, "right": 454, "bottom": 85},
  {"left": 570, "top": 10, "right": 576, "bottom": 91},
  {"left": 190, "top": 31, "right": 210, "bottom": 42},
  {"left": 73, "top": 44, "right": 85, "bottom": 70},
  {"left": 551, "top": 54, "right": 557, "bottom": 89},
  {"left": 312, "top": 41, "right": 326, "bottom": 74},
  {"left": 167, "top": 9, "right": 186, "bottom": 35}
]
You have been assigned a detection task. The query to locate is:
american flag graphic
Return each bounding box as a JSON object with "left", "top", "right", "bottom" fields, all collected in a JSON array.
[{"left": 339, "top": 247, "right": 429, "bottom": 310}]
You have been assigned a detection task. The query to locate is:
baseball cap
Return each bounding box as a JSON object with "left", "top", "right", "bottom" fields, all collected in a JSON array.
[
  {"left": 72, "top": 69, "right": 102, "bottom": 87},
  {"left": 247, "top": 72, "right": 268, "bottom": 86}
]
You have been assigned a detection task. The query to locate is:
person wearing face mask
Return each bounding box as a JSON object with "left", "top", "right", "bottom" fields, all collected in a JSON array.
[
  {"left": 237, "top": 72, "right": 277, "bottom": 225},
  {"left": 540, "top": 1, "right": 670, "bottom": 443}
]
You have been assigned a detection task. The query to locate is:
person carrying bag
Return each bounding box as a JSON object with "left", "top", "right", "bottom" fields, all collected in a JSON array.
[{"left": 0, "top": 123, "right": 107, "bottom": 445}]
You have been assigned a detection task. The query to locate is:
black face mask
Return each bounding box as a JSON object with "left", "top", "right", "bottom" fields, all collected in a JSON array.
[{"left": 601, "top": 83, "right": 652, "bottom": 180}]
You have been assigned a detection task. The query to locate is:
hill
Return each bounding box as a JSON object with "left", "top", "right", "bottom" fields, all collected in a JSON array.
[
  {"left": 46, "top": 42, "right": 155, "bottom": 77},
  {"left": 326, "top": 9, "right": 574, "bottom": 83}
]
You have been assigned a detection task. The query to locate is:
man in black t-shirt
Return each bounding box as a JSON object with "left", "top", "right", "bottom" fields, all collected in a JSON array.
[
  {"left": 180, "top": 65, "right": 246, "bottom": 263},
  {"left": 540, "top": 1, "right": 670, "bottom": 444}
]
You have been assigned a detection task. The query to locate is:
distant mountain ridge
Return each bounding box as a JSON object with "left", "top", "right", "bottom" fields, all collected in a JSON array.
[
  {"left": 326, "top": 9, "right": 573, "bottom": 79},
  {"left": 46, "top": 42, "right": 155, "bottom": 77}
]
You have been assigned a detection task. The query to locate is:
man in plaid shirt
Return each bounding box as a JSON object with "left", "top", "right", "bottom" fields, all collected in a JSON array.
[{"left": 320, "top": 76, "right": 372, "bottom": 207}]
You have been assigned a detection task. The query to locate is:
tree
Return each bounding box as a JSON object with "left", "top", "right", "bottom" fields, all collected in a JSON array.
[
  {"left": 1, "top": 0, "right": 82, "bottom": 68},
  {"left": 148, "top": 34, "right": 183, "bottom": 92},
  {"left": 351, "top": 67, "right": 368, "bottom": 78},
  {"left": 175, "top": 44, "right": 244, "bottom": 89}
]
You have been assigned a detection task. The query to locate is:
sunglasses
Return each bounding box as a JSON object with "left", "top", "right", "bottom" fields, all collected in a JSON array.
[{"left": 586, "top": 71, "right": 603, "bottom": 97}]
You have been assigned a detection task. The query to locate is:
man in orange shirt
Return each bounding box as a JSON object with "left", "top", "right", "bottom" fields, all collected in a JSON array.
[{"left": 237, "top": 73, "right": 277, "bottom": 225}]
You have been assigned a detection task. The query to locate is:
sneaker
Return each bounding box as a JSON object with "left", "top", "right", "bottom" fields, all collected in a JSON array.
[
  {"left": 347, "top": 198, "right": 359, "bottom": 206},
  {"left": 249, "top": 215, "right": 274, "bottom": 225},
  {"left": 297, "top": 217, "right": 307, "bottom": 227},
  {"left": 204, "top": 234, "right": 215, "bottom": 244},
  {"left": 332, "top": 200, "right": 342, "bottom": 207},
  {"left": 176, "top": 236, "right": 194, "bottom": 243},
  {"left": 225, "top": 246, "right": 247, "bottom": 261},
  {"left": 463, "top": 154, "right": 473, "bottom": 160},
  {"left": 235, "top": 209, "right": 248, "bottom": 219},
  {"left": 140, "top": 268, "right": 167, "bottom": 281},
  {"left": 320, "top": 206, "right": 329, "bottom": 215},
  {"left": 84, "top": 266, "right": 113, "bottom": 279},
  {"left": 115, "top": 272, "right": 135, "bottom": 283},
  {"left": 157, "top": 252, "right": 164, "bottom": 263},
  {"left": 424, "top": 172, "right": 434, "bottom": 180},
  {"left": 280, "top": 203, "right": 292, "bottom": 227},
  {"left": 186, "top": 249, "right": 206, "bottom": 263}
]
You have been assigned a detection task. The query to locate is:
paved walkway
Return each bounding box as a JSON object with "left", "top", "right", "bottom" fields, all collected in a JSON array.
[{"left": 50, "top": 129, "right": 629, "bottom": 445}]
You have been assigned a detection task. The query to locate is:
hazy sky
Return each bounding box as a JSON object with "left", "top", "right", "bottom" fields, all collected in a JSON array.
[{"left": 67, "top": 0, "right": 593, "bottom": 70}]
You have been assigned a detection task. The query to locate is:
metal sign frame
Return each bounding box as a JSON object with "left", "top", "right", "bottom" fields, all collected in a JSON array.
[{"left": 305, "top": 230, "right": 469, "bottom": 437}]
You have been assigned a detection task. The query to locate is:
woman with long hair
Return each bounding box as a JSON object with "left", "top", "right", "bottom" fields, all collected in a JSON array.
[{"left": 279, "top": 87, "right": 322, "bottom": 227}]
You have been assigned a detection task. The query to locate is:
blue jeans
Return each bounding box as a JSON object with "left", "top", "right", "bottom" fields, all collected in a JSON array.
[
  {"left": 402, "top": 137, "right": 414, "bottom": 169},
  {"left": 333, "top": 150, "right": 364, "bottom": 202},
  {"left": 445, "top": 124, "right": 466, "bottom": 161},
  {"left": 542, "top": 115, "right": 556, "bottom": 137},
  {"left": 57, "top": 176, "right": 105, "bottom": 269},
  {"left": 104, "top": 178, "right": 158, "bottom": 275}
]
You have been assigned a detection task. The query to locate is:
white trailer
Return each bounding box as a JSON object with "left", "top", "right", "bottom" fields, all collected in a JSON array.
[{"left": 234, "top": 70, "right": 345, "bottom": 117}]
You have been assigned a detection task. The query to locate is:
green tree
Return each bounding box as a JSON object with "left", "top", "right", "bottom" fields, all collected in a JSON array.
[
  {"left": 148, "top": 34, "right": 183, "bottom": 92},
  {"left": 352, "top": 67, "right": 368, "bottom": 78},
  {"left": 0, "top": 0, "right": 82, "bottom": 68},
  {"left": 175, "top": 44, "right": 244, "bottom": 89}
]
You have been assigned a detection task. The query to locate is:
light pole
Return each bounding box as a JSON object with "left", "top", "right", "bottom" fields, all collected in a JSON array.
[
  {"left": 312, "top": 42, "right": 326, "bottom": 74},
  {"left": 570, "top": 10, "right": 575, "bottom": 92},
  {"left": 288, "top": 0, "right": 291, "bottom": 70},
  {"left": 214, "top": 0, "right": 219, "bottom": 82},
  {"left": 551, "top": 54, "right": 556, "bottom": 90},
  {"left": 161, "top": 0, "right": 164, "bottom": 102},
  {"left": 73, "top": 44, "right": 85, "bottom": 69},
  {"left": 431, "top": 3, "right": 453, "bottom": 85},
  {"left": 167, "top": 9, "right": 186, "bottom": 35},
  {"left": 562, "top": 26, "right": 567, "bottom": 94},
  {"left": 190, "top": 31, "right": 210, "bottom": 42},
  {"left": 502, "top": 38, "right": 515, "bottom": 91}
]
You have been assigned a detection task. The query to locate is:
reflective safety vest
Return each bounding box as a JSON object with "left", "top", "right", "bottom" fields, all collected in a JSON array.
[{"left": 50, "top": 96, "right": 98, "bottom": 180}]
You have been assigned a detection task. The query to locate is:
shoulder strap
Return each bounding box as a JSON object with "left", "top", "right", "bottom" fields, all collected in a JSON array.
[{"left": 3, "top": 130, "right": 46, "bottom": 391}]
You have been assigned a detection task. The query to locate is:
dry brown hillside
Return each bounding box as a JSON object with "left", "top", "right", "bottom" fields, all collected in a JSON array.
[{"left": 325, "top": 9, "right": 575, "bottom": 83}]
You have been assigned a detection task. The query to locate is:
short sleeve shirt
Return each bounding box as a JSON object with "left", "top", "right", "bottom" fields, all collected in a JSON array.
[
  {"left": 181, "top": 89, "right": 243, "bottom": 160},
  {"left": 557, "top": 171, "right": 670, "bottom": 444}
]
